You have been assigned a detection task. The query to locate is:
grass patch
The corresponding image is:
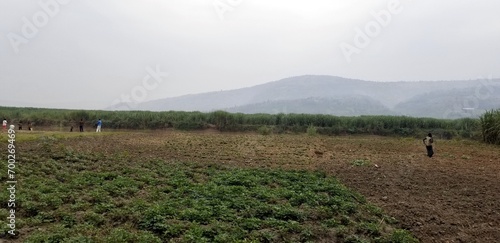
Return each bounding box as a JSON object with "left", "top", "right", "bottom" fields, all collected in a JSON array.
[{"left": 351, "top": 159, "right": 371, "bottom": 167}]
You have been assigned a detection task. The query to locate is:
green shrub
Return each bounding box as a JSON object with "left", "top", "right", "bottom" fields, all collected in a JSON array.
[
  {"left": 258, "top": 126, "right": 272, "bottom": 135},
  {"left": 307, "top": 124, "right": 317, "bottom": 136}
]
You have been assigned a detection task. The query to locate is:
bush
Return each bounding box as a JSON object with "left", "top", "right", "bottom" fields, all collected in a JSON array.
[
  {"left": 258, "top": 126, "right": 272, "bottom": 135},
  {"left": 307, "top": 125, "right": 317, "bottom": 136}
]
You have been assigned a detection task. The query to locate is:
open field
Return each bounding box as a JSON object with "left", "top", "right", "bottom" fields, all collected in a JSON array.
[{"left": 0, "top": 130, "right": 499, "bottom": 242}]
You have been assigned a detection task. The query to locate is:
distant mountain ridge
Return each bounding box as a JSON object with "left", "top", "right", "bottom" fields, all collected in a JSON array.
[
  {"left": 225, "top": 96, "right": 394, "bottom": 116},
  {"left": 108, "top": 75, "right": 500, "bottom": 119}
]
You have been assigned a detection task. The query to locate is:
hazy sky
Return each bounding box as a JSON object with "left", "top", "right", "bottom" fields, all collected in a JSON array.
[{"left": 1, "top": 0, "right": 499, "bottom": 109}]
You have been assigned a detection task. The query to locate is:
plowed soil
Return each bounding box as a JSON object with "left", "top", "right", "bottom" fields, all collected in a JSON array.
[{"left": 24, "top": 130, "right": 500, "bottom": 242}]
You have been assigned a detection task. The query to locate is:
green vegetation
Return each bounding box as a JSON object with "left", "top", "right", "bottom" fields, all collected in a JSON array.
[
  {"left": 479, "top": 109, "right": 500, "bottom": 145},
  {"left": 0, "top": 106, "right": 481, "bottom": 139},
  {"left": 307, "top": 125, "right": 318, "bottom": 136},
  {"left": 0, "top": 134, "right": 417, "bottom": 242},
  {"left": 351, "top": 159, "right": 371, "bottom": 167},
  {"left": 257, "top": 126, "right": 272, "bottom": 135}
]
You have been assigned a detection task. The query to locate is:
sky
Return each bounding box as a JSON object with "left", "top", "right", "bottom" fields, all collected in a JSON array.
[{"left": 1, "top": 0, "right": 499, "bottom": 109}]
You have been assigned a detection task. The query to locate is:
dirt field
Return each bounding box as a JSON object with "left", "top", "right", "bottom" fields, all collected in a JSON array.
[{"left": 17, "top": 130, "right": 500, "bottom": 242}]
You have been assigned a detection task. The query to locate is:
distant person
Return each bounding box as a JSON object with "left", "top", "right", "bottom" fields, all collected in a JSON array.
[
  {"left": 70, "top": 126, "right": 74, "bottom": 132},
  {"left": 28, "top": 122, "right": 32, "bottom": 131},
  {"left": 79, "top": 119, "right": 84, "bottom": 132},
  {"left": 423, "top": 133, "right": 434, "bottom": 158},
  {"left": 18, "top": 122, "right": 22, "bottom": 130},
  {"left": 96, "top": 119, "right": 102, "bottom": 132},
  {"left": 2, "top": 119, "right": 7, "bottom": 131}
]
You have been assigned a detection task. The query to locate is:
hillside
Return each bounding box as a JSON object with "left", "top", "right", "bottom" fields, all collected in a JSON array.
[
  {"left": 109, "top": 75, "right": 500, "bottom": 118},
  {"left": 225, "top": 96, "right": 394, "bottom": 116},
  {"left": 394, "top": 86, "right": 500, "bottom": 118}
]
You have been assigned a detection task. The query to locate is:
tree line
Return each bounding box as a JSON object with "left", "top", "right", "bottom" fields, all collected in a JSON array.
[{"left": 0, "top": 106, "right": 495, "bottom": 142}]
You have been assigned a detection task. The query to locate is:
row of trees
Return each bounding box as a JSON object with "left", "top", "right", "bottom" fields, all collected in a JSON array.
[{"left": 0, "top": 106, "right": 493, "bottom": 140}]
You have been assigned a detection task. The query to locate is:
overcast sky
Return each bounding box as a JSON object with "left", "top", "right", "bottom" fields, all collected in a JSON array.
[{"left": 1, "top": 0, "right": 499, "bottom": 109}]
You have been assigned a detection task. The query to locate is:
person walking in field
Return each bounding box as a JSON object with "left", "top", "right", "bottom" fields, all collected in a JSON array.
[
  {"left": 96, "top": 119, "right": 102, "bottom": 132},
  {"left": 423, "top": 133, "right": 434, "bottom": 158},
  {"left": 2, "top": 119, "right": 7, "bottom": 131},
  {"left": 79, "top": 119, "right": 84, "bottom": 132}
]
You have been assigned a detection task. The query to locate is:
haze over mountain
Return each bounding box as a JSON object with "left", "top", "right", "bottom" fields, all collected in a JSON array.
[
  {"left": 3, "top": 1, "right": 500, "bottom": 109},
  {"left": 109, "top": 75, "right": 500, "bottom": 119}
]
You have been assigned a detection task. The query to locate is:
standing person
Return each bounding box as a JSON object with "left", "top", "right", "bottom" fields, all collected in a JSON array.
[
  {"left": 96, "top": 119, "right": 102, "bottom": 132},
  {"left": 79, "top": 119, "right": 84, "bottom": 132},
  {"left": 2, "top": 119, "right": 7, "bottom": 131},
  {"left": 28, "top": 122, "right": 32, "bottom": 131},
  {"left": 423, "top": 133, "right": 434, "bottom": 158},
  {"left": 18, "top": 122, "right": 22, "bottom": 130}
]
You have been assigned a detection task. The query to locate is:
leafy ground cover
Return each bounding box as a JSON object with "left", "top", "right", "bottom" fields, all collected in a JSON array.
[
  {"left": 1, "top": 130, "right": 499, "bottom": 242},
  {"left": 0, "top": 131, "right": 417, "bottom": 242}
]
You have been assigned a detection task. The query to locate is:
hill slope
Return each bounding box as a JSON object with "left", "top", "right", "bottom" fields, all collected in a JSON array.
[
  {"left": 394, "top": 86, "right": 500, "bottom": 118},
  {"left": 109, "top": 75, "right": 500, "bottom": 118},
  {"left": 225, "top": 96, "right": 394, "bottom": 116}
]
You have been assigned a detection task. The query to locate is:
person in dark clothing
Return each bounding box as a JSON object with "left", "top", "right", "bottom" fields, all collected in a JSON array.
[
  {"left": 423, "top": 133, "right": 434, "bottom": 158},
  {"left": 18, "top": 122, "right": 22, "bottom": 130},
  {"left": 79, "top": 119, "right": 84, "bottom": 132}
]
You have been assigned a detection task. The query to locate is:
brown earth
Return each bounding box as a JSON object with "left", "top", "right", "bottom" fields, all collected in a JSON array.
[{"left": 21, "top": 130, "right": 500, "bottom": 242}]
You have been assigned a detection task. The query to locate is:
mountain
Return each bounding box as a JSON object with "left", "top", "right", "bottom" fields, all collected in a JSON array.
[
  {"left": 225, "top": 96, "right": 394, "bottom": 116},
  {"left": 394, "top": 86, "right": 500, "bottom": 118},
  {"left": 108, "top": 75, "right": 500, "bottom": 118}
]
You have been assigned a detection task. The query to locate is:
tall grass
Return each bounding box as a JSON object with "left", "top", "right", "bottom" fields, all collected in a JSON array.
[
  {"left": 0, "top": 106, "right": 481, "bottom": 139},
  {"left": 479, "top": 109, "right": 500, "bottom": 144}
]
